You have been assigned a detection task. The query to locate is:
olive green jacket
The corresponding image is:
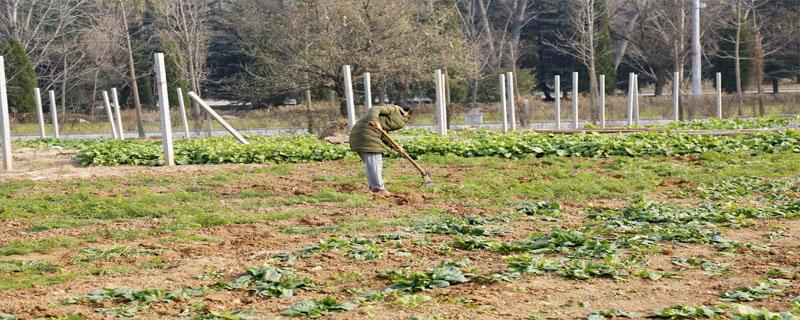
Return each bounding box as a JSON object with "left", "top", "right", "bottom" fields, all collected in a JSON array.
[{"left": 349, "top": 104, "right": 412, "bottom": 153}]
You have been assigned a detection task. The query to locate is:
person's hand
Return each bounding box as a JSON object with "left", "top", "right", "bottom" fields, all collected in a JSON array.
[
  {"left": 393, "top": 145, "right": 405, "bottom": 154},
  {"left": 369, "top": 121, "right": 383, "bottom": 131}
]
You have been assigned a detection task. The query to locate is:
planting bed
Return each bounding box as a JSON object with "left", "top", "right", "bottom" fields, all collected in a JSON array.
[{"left": 1, "top": 129, "right": 800, "bottom": 319}]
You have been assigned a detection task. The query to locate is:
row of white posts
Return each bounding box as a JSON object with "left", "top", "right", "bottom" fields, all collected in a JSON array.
[
  {"left": 0, "top": 53, "right": 247, "bottom": 170},
  {"left": 153, "top": 53, "right": 249, "bottom": 167},
  {"left": 342, "top": 65, "right": 456, "bottom": 136},
  {"left": 535, "top": 71, "right": 724, "bottom": 130},
  {"left": 340, "top": 66, "right": 727, "bottom": 135}
]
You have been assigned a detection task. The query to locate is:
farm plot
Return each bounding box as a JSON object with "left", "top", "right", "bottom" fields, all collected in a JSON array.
[{"left": 1, "top": 138, "right": 800, "bottom": 319}]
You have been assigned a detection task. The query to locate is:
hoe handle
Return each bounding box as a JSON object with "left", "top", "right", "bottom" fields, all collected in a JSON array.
[{"left": 370, "top": 123, "right": 430, "bottom": 179}]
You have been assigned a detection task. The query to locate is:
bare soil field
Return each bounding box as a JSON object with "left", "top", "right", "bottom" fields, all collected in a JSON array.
[{"left": 1, "top": 147, "right": 799, "bottom": 319}]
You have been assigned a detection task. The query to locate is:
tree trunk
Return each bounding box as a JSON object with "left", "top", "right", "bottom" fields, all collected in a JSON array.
[
  {"left": 614, "top": 11, "right": 641, "bottom": 70},
  {"left": 60, "top": 41, "right": 68, "bottom": 127},
  {"left": 304, "top": 73, "right": 313, "bottom": 133},
  {"left": 753, "top": 25, "right": 765, "bottom": 116},
  {"left": 328, "top": 90, "right": 336, "bottom": 119},
  {"left": 90, "top": 66, "right": 100, "bottom": 120},
  {"left": 476, "top": 0, "right": 497, "bottom": 69},
  {"left": 734, "top": 0, "right": 744, "bottom": 117},
  {"left": 120, "top": 1, "right": 145, "bottom": 138},
  {"left": 470, "top": 78, "right": 479, "bottom": 108},
  {"left": 588, "top": 68, "right": 599, "bottom": 122},
  {"left": 654, "top": 71, "right": 667, "bottom": 96}
]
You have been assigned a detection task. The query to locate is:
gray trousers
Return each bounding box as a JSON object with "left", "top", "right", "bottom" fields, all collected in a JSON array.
[{"left": 358, "top": 152, "right": 385, "bottom": 190}]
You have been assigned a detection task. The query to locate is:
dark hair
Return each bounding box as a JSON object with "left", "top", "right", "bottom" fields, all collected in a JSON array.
[{"left": 396, "top": 100, "right": 415, "bottom": 114}]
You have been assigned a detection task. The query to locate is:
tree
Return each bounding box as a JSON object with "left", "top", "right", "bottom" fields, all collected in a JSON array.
[
  {"left": 163, "top": 41, "right": 190, "bottom": 108},
  {"left": 0, "top": 39, "right": 37, "bottom": 113},
  {"left": 225, "top": 0, "right": 473, "bottom": 109},
  {"left": 712, "top": 0, "right": 754, "bottom": 116},
  {"left": 713, "top": 10, "right": 754, "bottom": 94},
  {"left": 159, "top": 0, "right": 210, "bottom": 133},
  {"left": 545, "top": 0, "right": 615, "bottom": 121}
]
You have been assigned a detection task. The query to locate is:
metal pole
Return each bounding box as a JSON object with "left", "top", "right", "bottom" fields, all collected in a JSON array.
[
  {"left": 440, "top": 73, "right": 448, "bottom": 135},
  {"left": 364, "top": 72, "right": 372, "bottom": 109},
  {"left": 691, "top": 0, "right": 702, "bottom": 96},
  {"left": 176, "top": 88, "right": 191, "bottom": 139},
  {"left": 716, "top": 72, "right": 722, "bottom": 118},
  {"left": 0, "top": 57, "right": 12, "bottom": 170},
  {"left": 434, "top": 69, "right": 445, "bottom": 135},
  {"left": 634, "top": 74, "right": 640, "bottom": 126},
  {"left": 34, "top": 88, "right": 46, "bottom": 138},
  {"left": 627, "top": 73, "right": 634, "bottom": 126},
  {"left": 673, "top": 72, "right": 680, "bottom": 122},
  {"left": 506, "top": 72, "right": 516, "bottom": 130},
  {"left": 499, "top": 74, "right": 508, "bottom": 132},
  {"left": 343, "top": 65, "right": 356, "bottom": 129},
  {"left": 572, "top": 72, "right": 579, "bottom": 129},
  {"left": 102, "top": 91, "right": 119, "bottom": 139},
  {"left": 49, "top": 90, "right": 59, "bottom": 139},
  {"left": 154, "top": 53, "right": 175, "bottom": 166},
  {"left": 555, "top": 75, "right": 561, "bottom": 129},
  {"left": 599, "top": 75, "right": 606, "bottom": 128},
  {"left": 189, "top": 92, "right": 249, "bottom": 145},
  {"left": 112, "top": 88, "right": 124, "bottom": 140}
]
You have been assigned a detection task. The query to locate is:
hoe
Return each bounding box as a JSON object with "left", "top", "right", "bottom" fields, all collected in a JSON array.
[{"left": 371, "top": 123, "right": 434, "bottom": 186}]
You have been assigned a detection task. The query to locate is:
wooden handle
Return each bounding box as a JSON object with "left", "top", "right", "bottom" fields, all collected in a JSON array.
[{"left": 372, "top": 125, "right": 429, "bottom": 178}]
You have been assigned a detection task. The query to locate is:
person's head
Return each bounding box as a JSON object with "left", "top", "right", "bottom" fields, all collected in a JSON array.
[{"left": 396, "top": 100, "right": 415, "bottom": 116}]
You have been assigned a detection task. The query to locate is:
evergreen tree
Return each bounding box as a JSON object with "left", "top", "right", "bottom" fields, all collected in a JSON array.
[
  {"left": 0, "top": 39, "right": 38, "bottom": 113},
  {"left": 576, "top": 0, "right": 615, "bottom": 95},
  {"left": 163, "top": 42, "right": 190, "bottom": 106},
  {"left": 532, "top": 0, "right": 575, "bottom": 100},
  {"left": 714, "top": 14, "right": 754, "bottom": 93},
  {"left": 593, "top": 0, "right": 616, "bottom": 95}
]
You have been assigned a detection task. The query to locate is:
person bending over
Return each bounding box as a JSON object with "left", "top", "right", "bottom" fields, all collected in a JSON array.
[{"left": 349, "top": 102, "right": 414, "bottom": 196}]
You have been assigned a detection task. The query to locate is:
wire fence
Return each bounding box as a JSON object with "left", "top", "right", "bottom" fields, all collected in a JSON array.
[{"left": 8, "top": 90, "right": 800, "bottom": 139}]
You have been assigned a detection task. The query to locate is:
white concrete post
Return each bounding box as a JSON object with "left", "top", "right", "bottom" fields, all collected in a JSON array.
[
  {"left": 499, "top": 74, "right": 508, "bottom": 132},
  {"left": 154, "top": 53, "right": 175, "bottom": 166},
  {"left": 673, "top": 72, "right": 680, "bottom": 122},
  {"left": 0, "top": 57, "right": 11, "bottom": 170},
  {"left": 111, "top": 88, "right": 124, "bottom": 140},
  {"left": 102, "top": 91, "right": 119, "bottom": 139},
  {"left": 364, "top": 72, "right": 372, "bottom": 109},
  {"left": 555, "top": 75, "right": 561, "bottom": 129},
  {"left": 506, "top": 72, "right": 516, "bottom": 130},
  {"left": 189, "top": 92, "right": 249, "bottom": 145},
  {"left": 343, "top": 65, "right": 356, "bottom": 129},
  {"left": 176, "top": 88, "right": 190, "bottom": 139},
  {"left": 48, "top": 90, "right": 59, "bottom": 139},
  {"left": 34, "top": 88, "right": 45, "bottom": 138},
  {"left": 599, "top": 75, "right": 606, "bottom": 128},
  {"left": 627, "top": 73, "right": 634, "bottom": 126},
  {"left": 572, "top": 72, "right": 579, "bottom": 129},
  {"left": 440, "top": 73, "right": 448, "bottom": 135},
  {"left": 716, "top": 72, "right": 722, "bottom": 118},
  {"left": 434, "top": 69, "right": 446, "bottom": 135},
  {"left": 634, "top": 74, "right": 640, "bottom": 126}
]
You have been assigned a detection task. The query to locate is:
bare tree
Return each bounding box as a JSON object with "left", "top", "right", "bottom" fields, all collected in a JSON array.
[
  {"left": 545, "top": 0, "right": 605, "bottom": 121},
  {"left": 158, "top": 0, "right": 210, "bottom": 133}
]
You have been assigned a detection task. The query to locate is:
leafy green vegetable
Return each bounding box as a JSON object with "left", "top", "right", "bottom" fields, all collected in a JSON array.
[
  {"left": 216, "top": 265, "right": 312, "bottom": 298},
  {"left": 72, "top": 130, "right": 800, "bottom": 166},
  {"left": 382, "top": 264, "right": 469, "bottom": 293},
  {"left": 647, "top": 305, "right": 724, "bottom": 318},
  {"left": 280, "top": 296, "right": 357, "bottom": 318},
  {"left": 730, "top": 304, "right": 799, "bottom": 320}
]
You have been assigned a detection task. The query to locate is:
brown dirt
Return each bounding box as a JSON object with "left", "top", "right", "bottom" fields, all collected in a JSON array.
[{"left": 1, "top": 148, "right": 799, "bottom": 319}]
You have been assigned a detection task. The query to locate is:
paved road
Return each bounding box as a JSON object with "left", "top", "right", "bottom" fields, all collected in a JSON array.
[{"left": 11, "top": 116, "right": 798, "bottom": 141}]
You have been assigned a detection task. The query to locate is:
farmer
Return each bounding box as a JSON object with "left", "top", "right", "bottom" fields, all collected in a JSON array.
[{"left": 349, "top": 101, "right": 415, "bottom": 196}]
